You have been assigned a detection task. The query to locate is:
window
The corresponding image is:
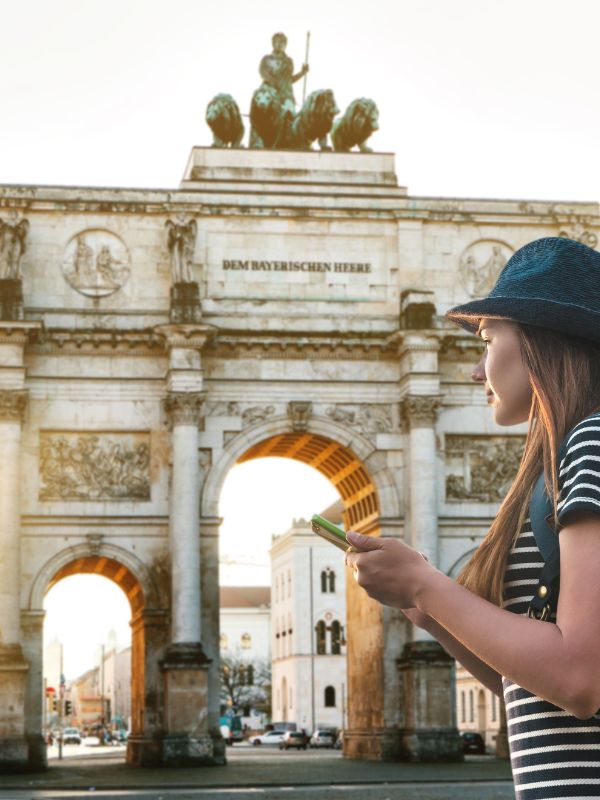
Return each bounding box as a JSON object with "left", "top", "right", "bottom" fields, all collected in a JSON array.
[
  {"left": 328, "top": 570, "right": 336, "bottom": 593},
  {"left": 469, "top": 689, "right": 474, "bottom": 722},
  {"left": 219, "top": 633, "right": 228, "bottom": 650},
  {"left": 321, "top": 568, "right": 336, "bottom": 593},
  {"left": 324, "top": 685, "right": 336, "bottom": 707},
  {"left": 316, "top": 620, "right": 326, "bottom": 654},
  {"left": 289, "top": 686, "right": 293, "bottom": 708},
  {"left": 331, "top": 620, "right": 342, "bottom": 655},
  {"left": 246, "top": 664, "right": 254, "bottom": 686},
  {"left": 460, "top": 691, "right": 466, "bottom": 723},
  {"left": 241, "top": 633, "right": 251, "bottom": 650},
  {"left": 491, "top": 691, "right": 497, "bottom": 722}
]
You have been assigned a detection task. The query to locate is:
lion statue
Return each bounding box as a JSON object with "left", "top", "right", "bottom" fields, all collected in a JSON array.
[
  {"left": 287, "top": 89, "right": 339, "bottom": 151},
  {"left": 249, "top": 83, "right": 286, "bottom": 149},
  {"left": 205, "top": 94, "right": 245, "bottom": 148},
  {"left": 331, "top": 98, "right": 379, "bottom": 153}
]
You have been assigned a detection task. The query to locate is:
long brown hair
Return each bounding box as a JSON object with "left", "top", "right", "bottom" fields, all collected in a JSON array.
[{"left": 457, "top": 323, "right": 600, "bottom": 605}]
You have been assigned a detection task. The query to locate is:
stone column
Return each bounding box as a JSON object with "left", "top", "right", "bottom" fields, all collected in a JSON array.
[
  {"left": 20, "top": 610, "right": 46, "bottom": 772},
  {"left": 0, "top": 390, "right": 30, "bottom": 772},
  {"left": 398, "top": 394, "right": 462, "bottom": 762},
  {"left": 157, "top": 323, "right": 223, "bottom": 766}
]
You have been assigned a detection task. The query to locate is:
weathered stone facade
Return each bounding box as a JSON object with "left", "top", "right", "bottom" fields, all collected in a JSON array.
[{"left": 0, "top": 147, "right": 597, "bottom": 771}]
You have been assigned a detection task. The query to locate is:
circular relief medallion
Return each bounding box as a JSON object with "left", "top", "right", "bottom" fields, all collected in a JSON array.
[
  {"left": 324, "top": 612, "right": 333, "bottom": 621},
  {"left": 459, "top": 240, "right": 514, "bottom": 298},
  {"left": 63, "top": 229, "right": 131, "bottom": 297}
]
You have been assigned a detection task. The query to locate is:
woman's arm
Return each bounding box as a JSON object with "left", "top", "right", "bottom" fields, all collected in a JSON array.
[
  {"left": 402, "top": 608, "right": 503, "bottom": 696},
  {"left": 347, "top": 515, "right": 600, "bottom": 719}
]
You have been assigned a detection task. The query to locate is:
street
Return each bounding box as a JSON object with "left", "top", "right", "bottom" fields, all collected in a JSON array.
[{"left": 0, "top": 746, "right": 515, "bottom": 800}]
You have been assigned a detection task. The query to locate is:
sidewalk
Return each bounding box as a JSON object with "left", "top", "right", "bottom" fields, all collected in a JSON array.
[{"left": 0, "top": 752, "right": 513, "bottom": 792}]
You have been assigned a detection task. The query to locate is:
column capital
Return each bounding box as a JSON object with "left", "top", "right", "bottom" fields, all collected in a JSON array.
[
  {"left": 164, "top": 391, "right": 205, "bottom": 427},
  {"left": 400, "top": 395, "right": 441, "bottom": 428},
  {"left": 0, "top": 389, "right": 27, "bottom": 423},
  {"left": 154, "top": 323, "right": 215, "bottom": 351}
]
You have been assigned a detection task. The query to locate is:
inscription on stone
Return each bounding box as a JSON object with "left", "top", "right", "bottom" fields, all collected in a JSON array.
[
  {"left": 222, "top": 259, "right": 372, "bottom": 273},
  {"left": 445, "top": 435, "right": 524, "bottom": 502},
  {"left": 39, "top": 431, "right": 151, "bottom": 501}
]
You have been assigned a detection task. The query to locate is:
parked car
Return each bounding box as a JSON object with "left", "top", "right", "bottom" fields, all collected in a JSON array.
[
  {"left": 250, "top": 729, "right": 285, "bottom": 746},
  {"left": 309, "top": 729, "right": 336, "bottom": 748},
  {"left": 460, "top": 731, "right": 486, "bottom": 754},
  {"left": 62, "top": 727, "right": 82, "bottom": 745},
  {"left": 279, "top": 731, "right": 308, "bottom": 750}
]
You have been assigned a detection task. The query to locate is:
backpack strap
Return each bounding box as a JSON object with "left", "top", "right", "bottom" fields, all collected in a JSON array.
[{"left": 527, "top": 439, "right": 569, "bottom": 621}]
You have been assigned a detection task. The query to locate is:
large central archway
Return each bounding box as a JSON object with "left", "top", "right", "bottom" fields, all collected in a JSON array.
[{"left": 201, "top": 416, "right": 404, "bottom": 760}]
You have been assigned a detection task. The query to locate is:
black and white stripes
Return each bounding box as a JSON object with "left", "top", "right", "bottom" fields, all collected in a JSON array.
[{"left": 501, "top": 411, "right": 600, "bottom": 799}]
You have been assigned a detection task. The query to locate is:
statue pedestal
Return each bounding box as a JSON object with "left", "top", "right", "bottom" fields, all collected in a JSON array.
[
  {"left": 397, "top": 641, "right": 463, "bottom": 762},
  {"left": 0, "top": 280, "right": 24, "bottom": 321},
  {"left": 0, "top": 645, "right": 30, "bottom": 772},
  {"left": 160, "top": 643, "right": 225, "bottom": 766},
  {"left": 170, "top": 282, "right": 202, "bottom": 324}
]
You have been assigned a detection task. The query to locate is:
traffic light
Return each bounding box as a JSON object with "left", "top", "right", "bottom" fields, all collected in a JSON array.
[{"left": 65, "top": 700, "right": 72, "bottom": 716}]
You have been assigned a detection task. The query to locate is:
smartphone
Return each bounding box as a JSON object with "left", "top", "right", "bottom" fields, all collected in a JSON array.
[{"left": 311, "top": 514, "right": 349, "bottom": 551}]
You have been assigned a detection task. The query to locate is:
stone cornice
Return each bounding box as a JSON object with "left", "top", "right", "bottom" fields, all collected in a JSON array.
[
  {"left": 400, "top": 395, "right": 441, "bottom": 427},
  {"left": 0, "top": 321, "right": 43, "bottom": 346},
  {"left": 0, "top": 390, "right": 28, "bottom": 423},
  {"left": 164, "top": 391, "right": 205, "bottom": 427},
  {"left": 32, "top": 328, "right": 165, "bottom": 355}
]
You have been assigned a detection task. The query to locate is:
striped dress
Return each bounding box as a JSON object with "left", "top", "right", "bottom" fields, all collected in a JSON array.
[{"left": 502, "top": 411, "right": 600, "bottom": 800}]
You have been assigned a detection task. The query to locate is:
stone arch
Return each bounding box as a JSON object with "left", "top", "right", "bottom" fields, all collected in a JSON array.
[
  {"left": 447, "top": 546, "right": 478, "bottom": 579},
  {"left": 28, "top": 541, "right": 169, "bottom": 767},
  {"left": 201, "top": 414, "right": 401, "bottom": 530},
  {"left": 28, "top": 541, "right": 163, "bottom": 612}
]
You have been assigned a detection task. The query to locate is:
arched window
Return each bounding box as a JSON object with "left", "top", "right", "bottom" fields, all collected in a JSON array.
[
  {"left": 241, "top": 632, "right": 251, "bottom": 650},
  {"left": 321, "top": 570, "right": 328, "bottom": 593},
  {"left": 324, "top": 685, "right": 336, "bottom": 707},
  {"left": 331, "top": 620, "right": 342, "bottom": 655},
  {"left": 469, "top": 689, "right": 474, "bottom": 722},
  {"left": 328, "top": 570, "right": 336, "bottom": 593},
  {"left": 246, "top": 664, "right": 254, "bottom": 686},
  {"left": 219, "top": 633, "right": 228, "bottom": 650},
  {"left": 460, "top": 691, "right": 466, "bottom": 723},
  {"left": 491, "top": 691, "right": 497, "bottom": 722},
  {"left": 316, "top": 620, "right": 326, "bottom": 654}
]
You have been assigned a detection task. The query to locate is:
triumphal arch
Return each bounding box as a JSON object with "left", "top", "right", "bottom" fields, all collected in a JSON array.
[{"left": 0, "top": 135, "right": 598, "bottom": 771}]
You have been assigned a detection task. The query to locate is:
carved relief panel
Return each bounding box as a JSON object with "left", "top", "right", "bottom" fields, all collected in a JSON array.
[
  {"left": 39, "top": 431, "right": 151, "bottom": 501},
  {"left": 62, "top": 229, "right": 131, "bottom": 297},
  {"left": 326, "top": 403, "right": 393, "bottom": 435},
  {"left": 459, "top": 240, "right": 514, "bottom": 298},
  {"left": 445, "top": 434, "right": 524, "bottom": 502}
]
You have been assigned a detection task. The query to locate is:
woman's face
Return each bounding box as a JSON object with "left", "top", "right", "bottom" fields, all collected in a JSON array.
[{"left": 471, "top": 318, "right": 533, "bottom": 425}]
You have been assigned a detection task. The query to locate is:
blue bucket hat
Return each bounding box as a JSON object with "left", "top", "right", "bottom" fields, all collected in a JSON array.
[{"left": 446, "top": 237, "right": 600, "bottom": 343}]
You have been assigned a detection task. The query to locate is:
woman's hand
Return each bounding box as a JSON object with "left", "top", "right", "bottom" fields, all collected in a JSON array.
[{"left": 344, "top": 531, "right": 434, "bottom": 609}]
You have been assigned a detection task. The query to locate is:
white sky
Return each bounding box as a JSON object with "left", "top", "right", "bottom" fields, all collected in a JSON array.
[
  {"left": 22, "top": 0, "right": 598, "bottom": 675},
  {"left": 2, "top": 0, "right": 600, "bottom": 200}
]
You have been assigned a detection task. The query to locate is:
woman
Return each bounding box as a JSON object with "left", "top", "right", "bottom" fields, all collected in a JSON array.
[{"left": 346, "top": 236, "right": 600, "bottom": 799}]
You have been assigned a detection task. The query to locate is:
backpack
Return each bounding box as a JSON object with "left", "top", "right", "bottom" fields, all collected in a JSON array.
[{"left": 527, "top": 438, "right": 569, "bottom": 621}]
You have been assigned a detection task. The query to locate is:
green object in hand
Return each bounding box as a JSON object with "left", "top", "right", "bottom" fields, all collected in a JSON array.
[{"left": 310, "top": 514, "right": 348, "bottom": 551}]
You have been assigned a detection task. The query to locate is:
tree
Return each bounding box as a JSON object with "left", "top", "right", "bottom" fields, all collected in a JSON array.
[{"left": 219, "top": 650, "right": 271, "bottom": 715}]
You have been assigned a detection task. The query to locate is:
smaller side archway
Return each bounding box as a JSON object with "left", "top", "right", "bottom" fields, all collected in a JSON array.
[{"left": 24, "top": 543, "right": 169, "bottom": 768}]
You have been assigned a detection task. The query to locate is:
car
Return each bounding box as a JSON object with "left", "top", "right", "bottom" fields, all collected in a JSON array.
[
  {"left": 279, "top": 731, "right": 308, "bottom": 750},
  {"left": 309, "top": 729, "right": 336, "bottom": 748},
  {"left": 460, "top": 731, "right": 486, "bottom": 754},
  {"left": 250, "top": 729, "right": 285, "bottom": 746},
  {"left": 62, "top": 727, "right": 82, "bottom": 745}
]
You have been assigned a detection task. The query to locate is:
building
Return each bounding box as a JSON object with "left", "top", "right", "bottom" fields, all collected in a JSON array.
[
  {"left": 455, "top": 665, "right": 501, "bottom": 752},
  {"left": 70, "top": 643, "right": 132, "bottom": 732},
  {"left": 270, "top": 510, "right": 347, "bottom": 733},
  {"left": 219, "top": 586, "right": 271, "bottom": 662}
]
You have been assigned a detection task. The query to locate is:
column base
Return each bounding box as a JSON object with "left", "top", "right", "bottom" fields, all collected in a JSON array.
[
  {"left": 0, "top": 645, "right": 31, "bottom": 773},
  {"left": 170, "top": 282, "right": 202, "bottom": 324},
  {"left": 397, "top": 641, "right": 463, "bottom": 763},
  {"left": 160, "top": 642, "right": 225, "bottom": 767},
  {"left": 343, "top": 727, "right": 400, "bottom": 760},
  {"left": 0, "top": 279, "right": 24, "bottom": 321}
]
